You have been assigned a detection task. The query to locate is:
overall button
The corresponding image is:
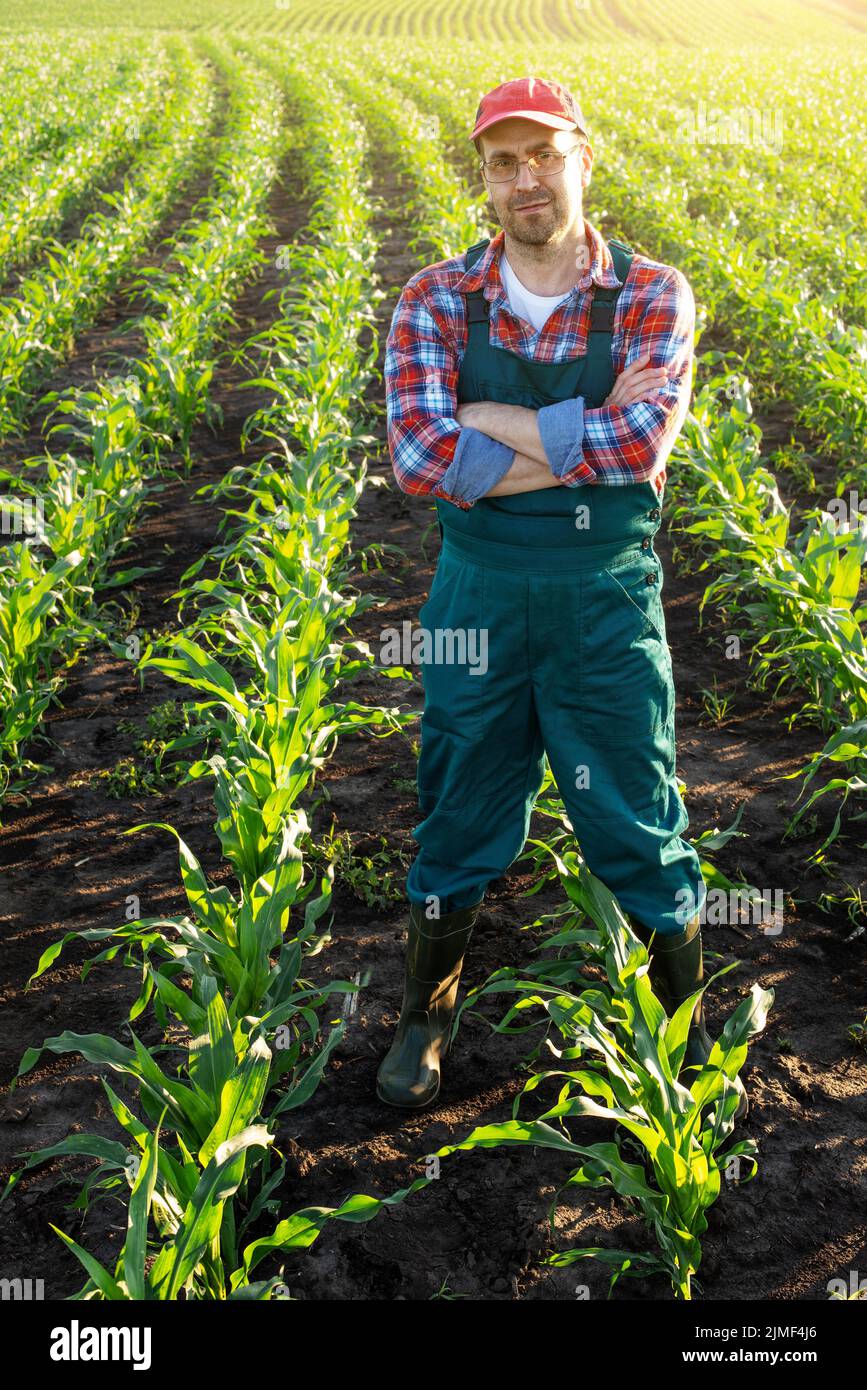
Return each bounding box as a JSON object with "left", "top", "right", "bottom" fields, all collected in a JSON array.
[
  {"left": 649, "top": 507, "right": 661, "bottom": 521},
  {"left": 645, "top": 572, "right": 657, "bottom": 585},
  {"left": 640, "top": 536, "right": 651, "bottom": 550}
]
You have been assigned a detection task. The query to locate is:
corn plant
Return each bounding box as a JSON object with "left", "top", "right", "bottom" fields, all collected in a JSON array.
[
  {"left": 0, "top": 40, "right": 216, "bottom": 438},
  {"left": 667, "top": 370, "right": 867, "bottom": 852},
  {"left": 188, "top": 440, "right": 372, "bottom": 591},
  {"left": 7, "top": 1027, "right": 428, "bottom": 1299},
  {"left": 0, "top": 545, "right": 85, "bottom": 793},
  {"left": 138, "top": 615, "right": 408, "bottom": 849},
  {"left": 435, "top": 851, "right": 772, "bottom": 1300}
]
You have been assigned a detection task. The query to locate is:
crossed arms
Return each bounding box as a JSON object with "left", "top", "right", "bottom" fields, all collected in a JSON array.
[
  {"left": 384, "top": 263, "right": 697, "bottom": 509},
  {"left": 454, "top": 376, "right": 669, "bottom": 496}
]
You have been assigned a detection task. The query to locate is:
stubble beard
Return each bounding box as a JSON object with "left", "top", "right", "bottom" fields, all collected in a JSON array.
[{"left": 490, "top": 191, "right": 573, "bottom": 247}]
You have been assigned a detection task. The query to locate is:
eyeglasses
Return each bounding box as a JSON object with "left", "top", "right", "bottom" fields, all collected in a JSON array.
[{"left": 479, "top": 143, "right": 586, "bottom": 183}]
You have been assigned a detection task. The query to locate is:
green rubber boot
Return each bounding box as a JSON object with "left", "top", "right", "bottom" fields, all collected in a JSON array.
[
  {"left": 630, "top": 915, "right": 749, "bottom": 1120},
  {"left": 376, "top": 898, "right": 484, "bottom": 1110}
]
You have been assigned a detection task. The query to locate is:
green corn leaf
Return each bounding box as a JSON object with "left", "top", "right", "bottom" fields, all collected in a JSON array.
[
  {"left": 50, "top": 1225, "right": 127, "bottom": 1300},
  {"left": 2, "top": 1132, "right": 131, "bottom": 1206},
  {"left": 236, "top": 1175, "right": 433, "bottom": 1283},
  {"left": 150, "top": 1125, "right": 273, "bottom": 1300},
  {"left": 124, "top": 1116, "right": 162, "bottom": 1301},
  {"left": 198, "top": 1037, "right": 272, "bottom": 1167},
  {"left": 149, "top": 967, "right": 208, "bottom": 1035}
]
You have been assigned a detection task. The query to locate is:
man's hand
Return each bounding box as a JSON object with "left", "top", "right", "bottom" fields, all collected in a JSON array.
[{"left": 603, "top": 353, "right": 669, "bottom": 407}]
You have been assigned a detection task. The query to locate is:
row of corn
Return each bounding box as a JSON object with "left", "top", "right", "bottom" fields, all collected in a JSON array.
[
  {"left": 0, "top": 38, "right": 176, "bottom": 287},
  {"left": 0, "top": 41, "right": 272, "bottom": 801},
  {"left": 5, "top": 48, "right": 425, "bottom": 1300}
]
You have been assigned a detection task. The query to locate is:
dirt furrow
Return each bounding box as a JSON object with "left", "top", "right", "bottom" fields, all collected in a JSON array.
[{"left": 0, "top": 156, "right": 309, "bottom": 1293}]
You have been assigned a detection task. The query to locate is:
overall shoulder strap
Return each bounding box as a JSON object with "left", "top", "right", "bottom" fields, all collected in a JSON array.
[
  {"left": 588, "top": 238, "right": 633, "bottom": 334},
  {"left": 464, "top": 239, "right": 490, "bottom": 268},
  {"left": 462, "top": 237, "right": 633, "bottom": 331},
  {"left": 463, "top": 239, "right": 491, "bottom": 322}
]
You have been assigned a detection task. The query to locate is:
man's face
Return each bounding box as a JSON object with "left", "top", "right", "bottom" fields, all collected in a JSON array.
[{"left": 477, "top": 117, "right": 589, "bottom": 247}]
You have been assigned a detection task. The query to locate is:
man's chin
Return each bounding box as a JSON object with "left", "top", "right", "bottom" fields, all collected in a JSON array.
[{"left": 505, "top": 218, "right": 559, "bottom": 244}]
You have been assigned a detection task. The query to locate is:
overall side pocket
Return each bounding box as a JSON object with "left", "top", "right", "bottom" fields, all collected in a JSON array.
[{"left": 602, "top": 552, "right": 667, "bottom": 645}]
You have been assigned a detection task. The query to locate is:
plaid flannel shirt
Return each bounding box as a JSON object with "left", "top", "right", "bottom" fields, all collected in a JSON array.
[{"left": 384, "top": 218, "right": 695, "bottom": 510}]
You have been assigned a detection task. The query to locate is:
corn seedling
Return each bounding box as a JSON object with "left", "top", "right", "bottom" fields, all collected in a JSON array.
[{"left": 436, "top": 851, "right": 772, "bottom": 1300}]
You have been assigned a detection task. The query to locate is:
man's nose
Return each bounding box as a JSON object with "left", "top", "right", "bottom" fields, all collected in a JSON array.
[{"left": 513, "top": 162, "right": 542, "bottom": 192}]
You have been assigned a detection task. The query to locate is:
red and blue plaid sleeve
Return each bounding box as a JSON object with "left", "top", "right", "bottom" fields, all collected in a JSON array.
[
  {"left": 559, "top": 265, "right": 696, "bottom": 490},
  {"left": 384, "top": 282, "right": 473, "bottom": 509}
]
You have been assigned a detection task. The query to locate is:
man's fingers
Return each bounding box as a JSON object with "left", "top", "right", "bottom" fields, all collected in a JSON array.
[
  {"left": 621, "top": 352, "right": 653, "bottom": 374},
  {"left": 620, "top": 355, "right": 669, "bottom": 380},
  {"left": 606, "top": 381, "right": 670, "bottom": 407},
  {"left": 623, "top": 367, "right": 668, "bottom": 384},
  {"left": 620, "top": 386, "right": 668, "bottom": 404},
  {"left": 609, "top": 368, "right": 668, "bottom": 402},
  {"left": 604, "top": 357, "right": 671, "bottom": 408}
]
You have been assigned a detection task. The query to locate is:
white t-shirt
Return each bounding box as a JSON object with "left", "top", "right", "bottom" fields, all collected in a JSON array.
[{"left": 499, "top": 252, "right": 574, "bottom": 334}]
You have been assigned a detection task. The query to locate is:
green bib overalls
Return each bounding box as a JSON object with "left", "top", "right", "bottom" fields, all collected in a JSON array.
[{"left": 405, "top": 237, "right": 705, "bottom": 936}]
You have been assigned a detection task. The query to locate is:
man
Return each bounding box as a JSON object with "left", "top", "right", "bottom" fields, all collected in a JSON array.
[{"left": 378, "top": 77, "right": 746, "bottom": 1118}]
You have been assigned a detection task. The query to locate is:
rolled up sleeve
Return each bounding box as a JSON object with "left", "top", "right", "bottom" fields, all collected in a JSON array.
[
  {"left": 386, "top": 286, "right": 514, "bottom": 509},
  {"left": 436, "top": 425, "right": 514, "bottom": 503},
  {"left": 537, "top": 395, "right": 588, "bottom": 482}
]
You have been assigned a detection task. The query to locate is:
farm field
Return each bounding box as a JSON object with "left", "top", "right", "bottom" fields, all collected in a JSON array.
[{"left": 0, "top": 0, "right": 865, "bottom": 1324}]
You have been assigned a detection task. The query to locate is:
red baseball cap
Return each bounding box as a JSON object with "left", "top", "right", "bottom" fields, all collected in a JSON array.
[{"left": 470, "top": 77, "right": 588, "bottom": 143}]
